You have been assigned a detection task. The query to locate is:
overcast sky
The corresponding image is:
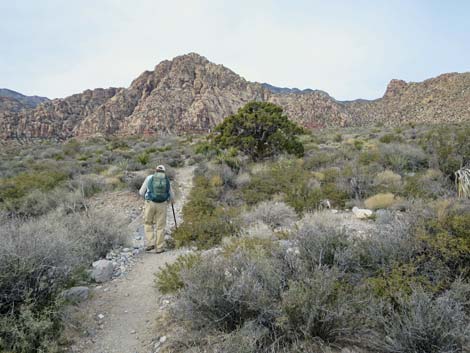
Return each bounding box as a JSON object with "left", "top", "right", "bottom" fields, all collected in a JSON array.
[{"left": 1, "top": 0, "right": 469, "bottom": 100}]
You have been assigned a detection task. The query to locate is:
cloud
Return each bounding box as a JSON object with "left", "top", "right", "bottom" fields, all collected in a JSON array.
[{"left": 1, "top": 0, "right": 469, "bottom": 100}]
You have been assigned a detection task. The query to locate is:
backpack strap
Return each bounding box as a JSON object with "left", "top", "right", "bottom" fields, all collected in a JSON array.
[
  {"left": 145, "top": 175, "right": 154, "bottom": 200},
  {"left": 165, "top": 176, "right": 171, "bottom": 194}
]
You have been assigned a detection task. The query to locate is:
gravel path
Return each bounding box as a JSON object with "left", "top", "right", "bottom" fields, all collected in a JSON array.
[{"left": 67, "top": 166, "right": 195, "bottom": 353}]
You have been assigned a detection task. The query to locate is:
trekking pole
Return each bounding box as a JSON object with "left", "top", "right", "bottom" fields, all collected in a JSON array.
[{"left": 171, "top": 201, "right": 178, "bottom": 229}]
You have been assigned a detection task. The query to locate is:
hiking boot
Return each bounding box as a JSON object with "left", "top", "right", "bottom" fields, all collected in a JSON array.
[
  {"left": 155, "top": 248, "right": 165, "bottom": 254},
  {"left": 145, "top": 245, "right": 155, "bottom": 252}
]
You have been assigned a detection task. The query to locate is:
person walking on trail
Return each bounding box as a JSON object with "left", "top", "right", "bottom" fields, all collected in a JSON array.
[{"left": 139, "top": 165, "right": 173, "bottom": 253}]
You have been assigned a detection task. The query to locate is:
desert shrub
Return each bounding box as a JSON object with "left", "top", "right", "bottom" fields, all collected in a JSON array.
[
  {"left": 156, "top": 253, "right": 201, "bottom": 294},
  {"left": 124, "top": 172, "right": 147, "bottom": 192},
  {"left": 364, "top": 193, "right": 399, "bottom": 210},
  {"left": 379, "top": 143, "right": 428, "bottom": 173},
  {"left": 379, "top": 133, "right": 404, "bottom": 144},
  {"left": 402, "top": 169, "right": 452, "bottom": 199},
  {"left": 303, "top": 151, "right": 336, "bottom": 170},
  {"left": 211, "top": 101, "right": 304, "bottom": 161},
  {"left": 281, "top": 268, "right": 366, "bottom": 344},
  {"left": 234, "top": 172, "right": 251, "bottom": 189},
  {"left": 0, "top": 301, "right": 62, "bottom": 353},
  {"left": 0, "top": 170, "right": 72, "bottom": 216},
  {"left": 0, "top": 208, "right": 127, "bottom": 351},
  {"left": 374, "top": 170, "right": 402, "bottom": 193},
  {"left": 333, "top": 133, "right": 343, "bottom": 142},
  {"left": 240, "top": 222, "right": 275, "bottom": 240},
  {"left": 295, "top": 211, "right": 416, "bottom": 279},
  {"left": 173, "top": 175, "right": 239, "bottom": 248},
  {"left": 136, "top": 151, "right": 150, "bottom": 165},
  {"left": 358, "top": 148, "right": 381, "bottom": 165},
  {"left": 370, "top": 288, "right": 470, "bottom": 353},
  {"left": 421, "top": 125, "right": 470, "bottom": 178},
  {"left": 2, "top": 187, "right": 86, "bottom": 217},
  {"left": 242, "top": 201, "right": 297, "bottom": 230},
  {"left": 321, "top": 182, "right": 350, "bottom": 207},
  {"left": 73, "top": 174, "right": 107, "bottom": 197},
  {"left": 294, "top": 213, "right": 352, "bottom": 274},
  {"left": 0, "top": 170, "right": 69, "bottom": 202},
  {"left": 174, "top": 209, "right": 238, "bottom": 249},
  {"left": 63, "top": 139, "right": 81, "bottom": 156},
  {"left": 366, "top": 263, "right": 435, "bottom": 302},
  {"left": 173, "top": 251, "right": 284, "bottom": 332},
  {"left": 417, "top": 200, "right": 470, "bottom": 279}
]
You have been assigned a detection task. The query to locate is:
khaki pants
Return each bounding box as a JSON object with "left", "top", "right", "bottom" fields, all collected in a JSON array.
[{"left": 143, "top": 200, "right": 167, "bottom": 251}]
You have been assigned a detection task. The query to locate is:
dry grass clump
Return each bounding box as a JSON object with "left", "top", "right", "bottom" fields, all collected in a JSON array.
[{"left": 364, "top": 192, "right": 399, "bottom": 210}]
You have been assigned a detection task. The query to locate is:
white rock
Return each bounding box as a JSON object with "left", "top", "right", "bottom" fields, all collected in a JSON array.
[
  {"left": 352, "top": 206, "right": 373, "bottom": 219},
  {"left": 97, "top": 314, "right": 105, "bottom": 320},
  {"left": 159, "top": 336, "right": 167, "bottom": 344},
  {"left": 92, "top": 260, "right": 114, "bottom": 283}
]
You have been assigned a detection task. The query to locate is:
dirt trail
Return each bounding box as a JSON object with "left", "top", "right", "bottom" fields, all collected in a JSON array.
[{"left": 67, "top": 166, "right": 194, "bottom": 353}]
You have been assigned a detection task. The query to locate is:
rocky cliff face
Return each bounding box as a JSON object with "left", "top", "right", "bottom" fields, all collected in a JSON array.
[{"left": 1, "top": 54, "right": 469, "bottom": 140}]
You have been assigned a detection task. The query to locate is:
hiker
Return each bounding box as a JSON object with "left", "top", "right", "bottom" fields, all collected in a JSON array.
[{"left": 139, "top": 165, "right": 173, "bottom": 253}]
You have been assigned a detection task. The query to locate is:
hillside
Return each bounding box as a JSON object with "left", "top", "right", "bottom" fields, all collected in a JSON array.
[
  {"left": 0, "top": 88, "right": 49, "bottom": 110},
  {"left": 1, "top": 53, "right": 469, "bottom": 140}
]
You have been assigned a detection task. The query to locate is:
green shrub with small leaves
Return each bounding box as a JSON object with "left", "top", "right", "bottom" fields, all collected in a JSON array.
[
  {"left": 156, "top": 253, "right": 202, "bottom": 294},
  {"left": 211, "top": 101, "right": 304, "bottom": 161}
]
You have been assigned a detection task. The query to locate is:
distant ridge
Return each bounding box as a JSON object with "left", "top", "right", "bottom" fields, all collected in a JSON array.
[
  {"left": 0, "top": 88, "right": 49, "bottom": 109},
  {"left": 261, "top": 83, "right": 314, "bottom": 94},
  {"left": 1, "top": 53, "right": 469, "bottom": 140}
]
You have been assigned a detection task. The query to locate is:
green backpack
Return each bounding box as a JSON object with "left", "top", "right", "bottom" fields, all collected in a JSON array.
[{"left": 146, "top": 173, "right": 170, "bottom": 202}]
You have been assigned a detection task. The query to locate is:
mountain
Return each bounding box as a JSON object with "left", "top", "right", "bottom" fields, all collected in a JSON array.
[
  {"left": 0, "top": 89, "right": 49, "bottom": 110},
  {"left": 261, "top": 83, "right": 315, "bottom": 94},
  {"left": 1, "top": 53, "right": 469, "bottom": 140}
]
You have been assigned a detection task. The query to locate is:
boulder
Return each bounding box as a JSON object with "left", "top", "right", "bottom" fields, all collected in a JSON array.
[
  {"left": 352, "top": 206, "right": 373, "bottom": 219},
  {"left": 62, "top": 286, "right": 90, "bottom": 303},
  {"left": 92, "top": 259, "right": 114, "bottom": 283}
]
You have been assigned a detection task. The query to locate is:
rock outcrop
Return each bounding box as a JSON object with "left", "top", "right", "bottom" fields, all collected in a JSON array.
[{"left": 1, "top": 54, "right": 469, "bottom": 140}]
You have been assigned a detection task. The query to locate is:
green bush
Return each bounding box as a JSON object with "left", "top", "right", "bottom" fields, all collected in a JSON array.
[
  {"left": 211, "top": 101, "right": 304, "bottom": 160},
  {"left": 156, "top": 253, "right": 201, "bottom": 294},
  {"left": 0, "top": 301, "right": 62, "bottom": 353},
  {"left": 418, "top": 201, "right": 470, "bottom": 279},
  {"left": 173, "top": 175, "right": 239, "bottom": 248},
  {"left": 136, "top": 152, "right": 150, "bottom": 165},
  {"left": 379, "top": 133, "right": 404, "bottom": 144},
  {"left": 0, "top": 171, "right": 71, "bottom": 215},
  {"left": 421, "top": 125, "right": 470, "bottom": 178}
]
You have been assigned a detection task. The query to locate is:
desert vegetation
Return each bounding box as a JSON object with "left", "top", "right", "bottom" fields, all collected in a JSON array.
[
  {"left": 0, "top": 134, "right": 196, "bottom": 352},
  {"left": 156, "top": 110, "right": 470, "bottom": 353},
  {"left": 1, "top": 102, "right": 469, "bottom": 352}
]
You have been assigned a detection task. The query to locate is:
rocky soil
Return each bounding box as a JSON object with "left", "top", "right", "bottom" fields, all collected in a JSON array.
[{"left": 65, "top": 165, "right": 194, "bottom": 353}]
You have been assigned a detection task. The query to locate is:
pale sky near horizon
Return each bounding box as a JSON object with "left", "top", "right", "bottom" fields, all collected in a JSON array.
[{"left": 1, "top": 0, "right": 469, "bottom": 100}]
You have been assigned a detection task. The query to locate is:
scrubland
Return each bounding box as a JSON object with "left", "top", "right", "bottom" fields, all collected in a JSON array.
[
  {"left": 0, "top": 120, "right": 469, "bottom": 352},
  {"left": 158, "top": 122, "right": 470, "bottom": 353}
]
